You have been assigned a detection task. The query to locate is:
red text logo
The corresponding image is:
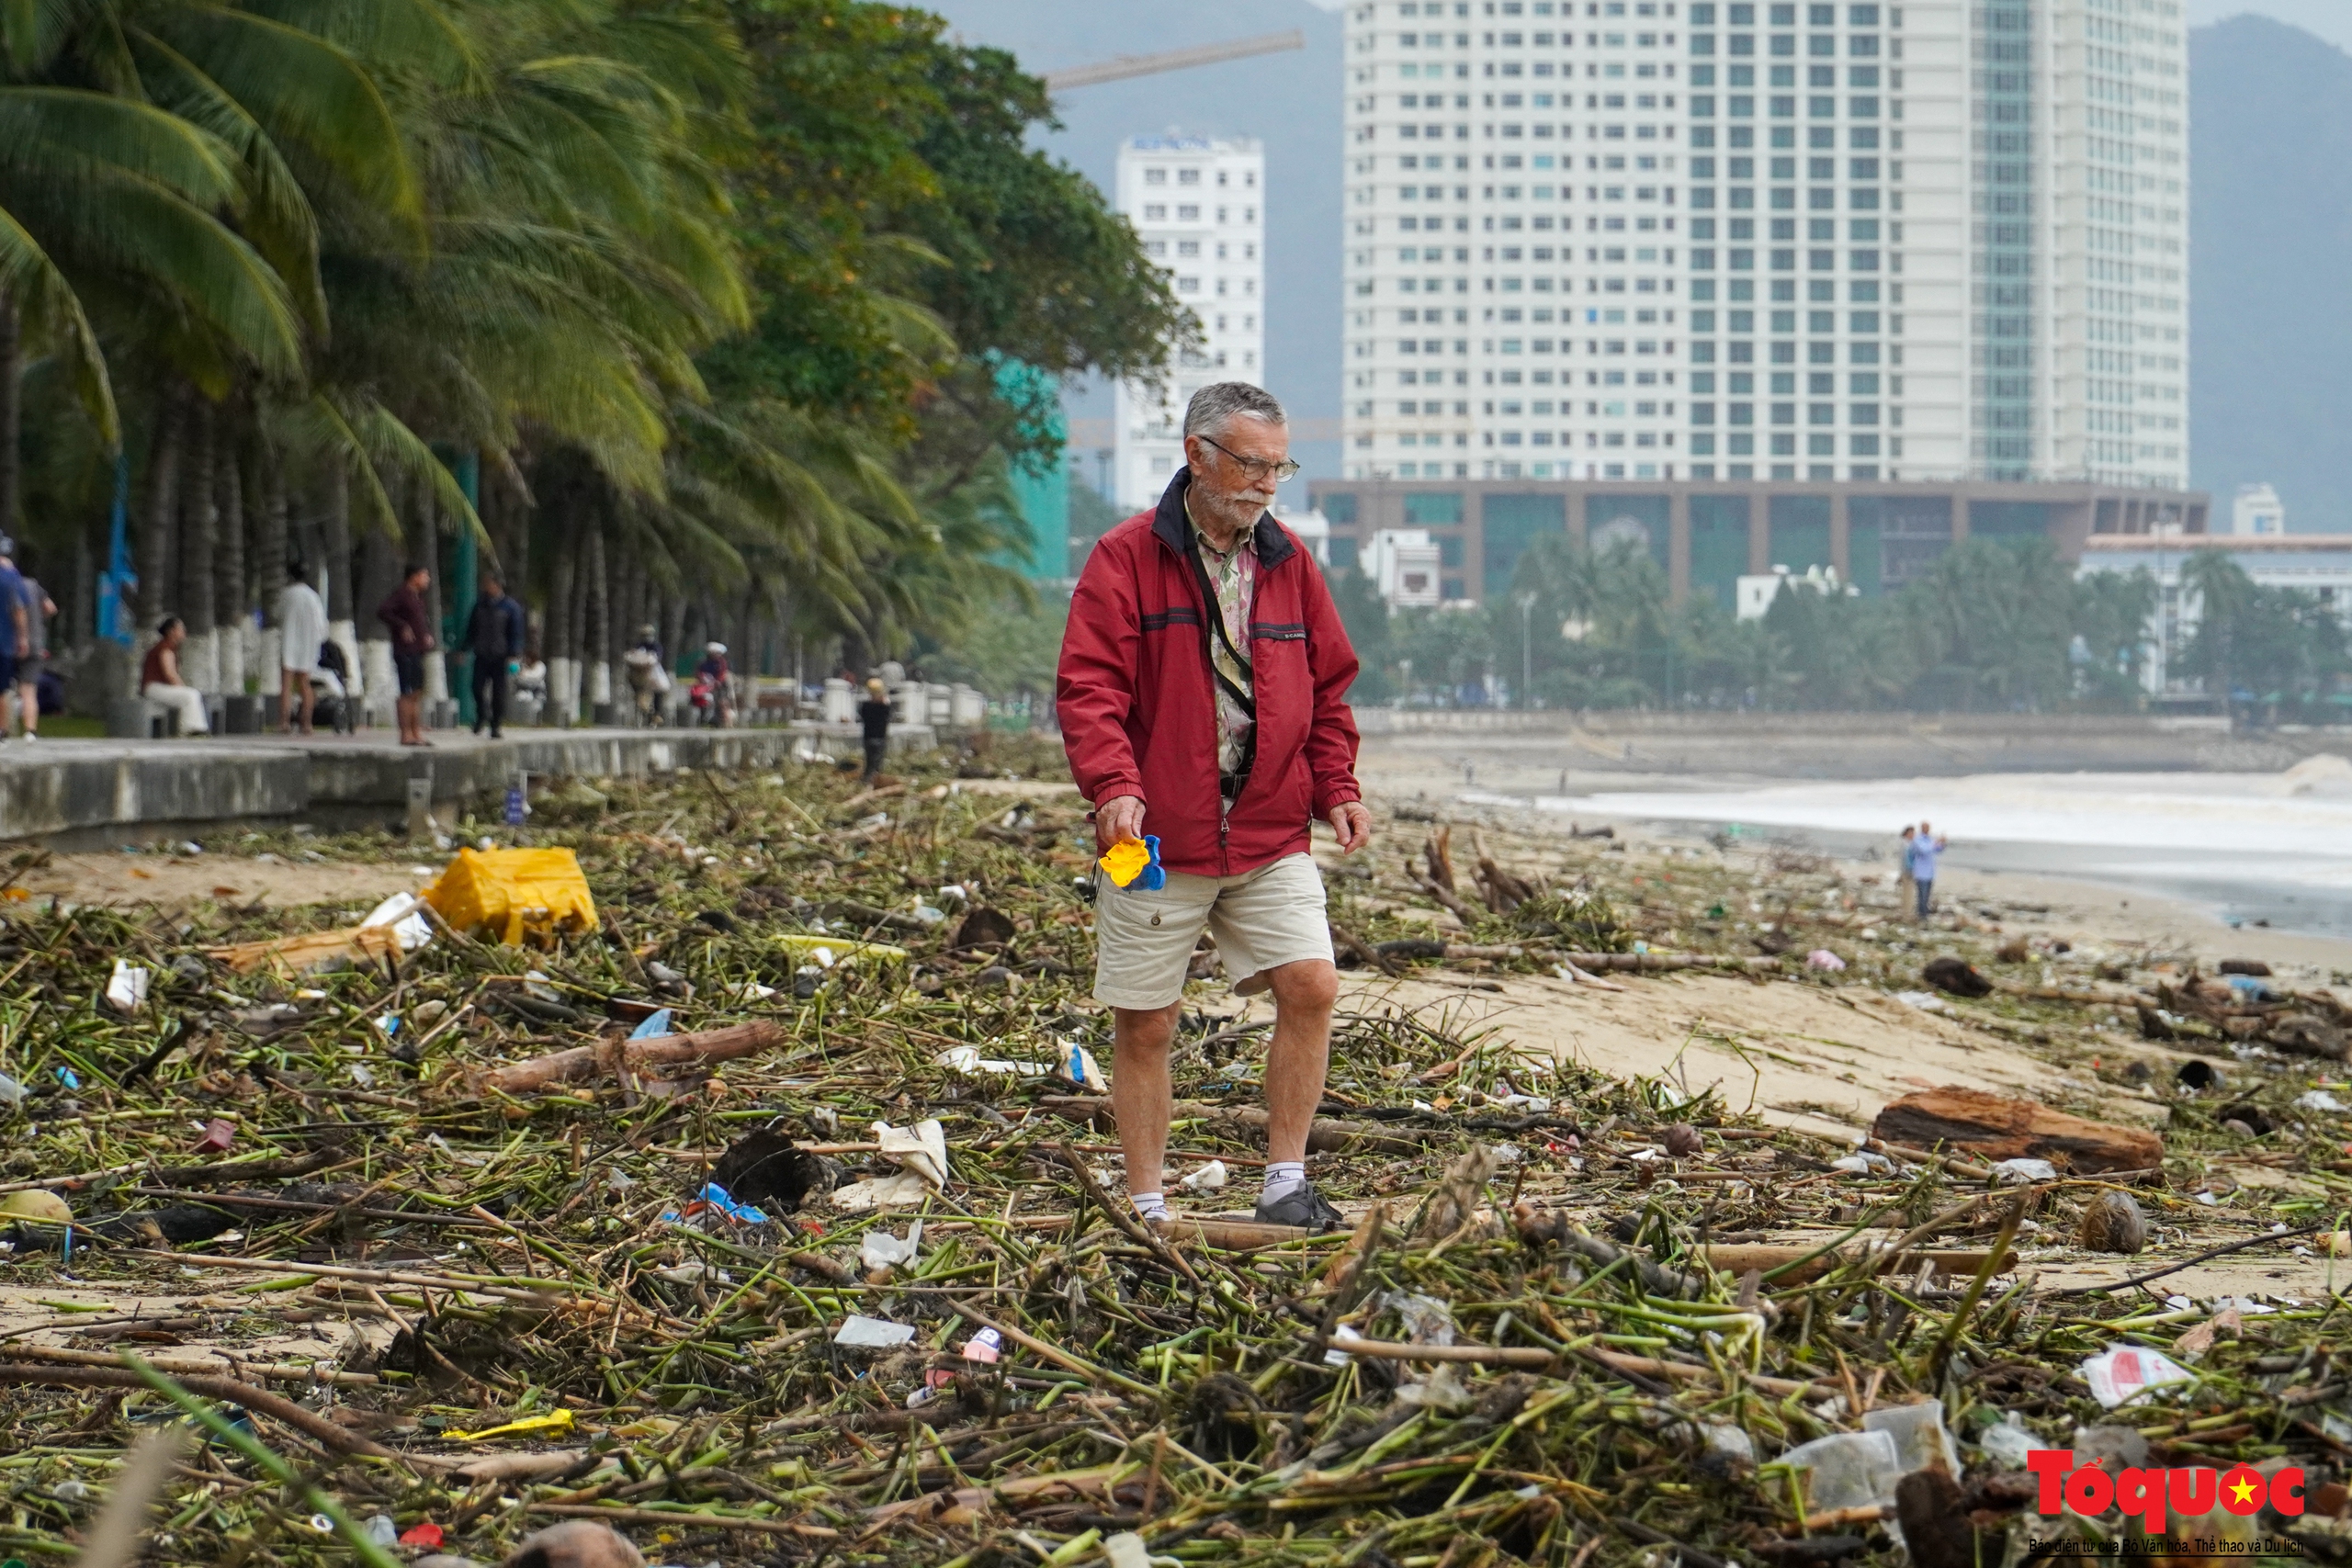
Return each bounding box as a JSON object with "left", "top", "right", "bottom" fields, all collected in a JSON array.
[{"left": 2027, "top": 1450, "right": 2303, "bottom": 1537}]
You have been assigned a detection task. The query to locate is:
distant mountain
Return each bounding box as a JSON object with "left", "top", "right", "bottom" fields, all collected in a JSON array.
[
  {"left": 926, "top": 0, "right": 1345, "bottom": 486},
  {"left": 2190, "top": 15, "right": 2352, "bottom": 530}
]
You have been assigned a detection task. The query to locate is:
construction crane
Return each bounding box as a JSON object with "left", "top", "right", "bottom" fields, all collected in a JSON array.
[{"left": 1040, "top": 29, "right": 1305, "bottom": 92}]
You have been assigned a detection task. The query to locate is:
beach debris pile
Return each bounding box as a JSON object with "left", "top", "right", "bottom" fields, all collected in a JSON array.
[{"left": 0, "top": 746, "right": 2346, "bottom": 1565}]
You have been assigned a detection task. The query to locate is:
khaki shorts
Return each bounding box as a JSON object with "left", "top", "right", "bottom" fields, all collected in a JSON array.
[{"left": 1091, "top": 852, "right": 1333, "bottom": 1010}]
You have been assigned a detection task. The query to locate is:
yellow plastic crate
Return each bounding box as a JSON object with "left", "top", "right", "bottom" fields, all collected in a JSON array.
[{"left": 424, "top": 848, "right": 598, "bottom": 944}]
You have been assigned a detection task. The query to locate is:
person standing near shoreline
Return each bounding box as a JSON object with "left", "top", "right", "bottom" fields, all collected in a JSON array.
[{"left": 1907, "top": 820, "right": 1948, "bottom": 920}]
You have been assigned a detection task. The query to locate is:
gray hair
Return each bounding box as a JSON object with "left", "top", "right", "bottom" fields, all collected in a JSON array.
[{"left": 1183, "top": 381, "right": 1287, "bottom": 439}]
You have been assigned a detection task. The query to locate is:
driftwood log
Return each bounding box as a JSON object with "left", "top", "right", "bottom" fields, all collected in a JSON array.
[
  {"left": 473, "top": 1021, "right": 785, "bottom": 1096},
  {"left": 1869, "top": 1086, "right": 2162, "bottom": 1174}
]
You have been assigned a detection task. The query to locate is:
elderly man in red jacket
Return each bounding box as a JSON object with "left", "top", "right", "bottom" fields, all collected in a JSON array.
[{"left": 1057, "top": 382, "right": 1373, "bottom": 1231}]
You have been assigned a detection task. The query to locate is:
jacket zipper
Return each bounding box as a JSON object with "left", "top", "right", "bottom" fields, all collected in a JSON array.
[{"left": 1163, "top": 522, "right": 1241, "bottom": 876}]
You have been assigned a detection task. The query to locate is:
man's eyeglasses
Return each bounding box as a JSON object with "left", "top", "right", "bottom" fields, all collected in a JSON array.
[{"left": 1198, "top": 434, "right": 1302, "bottom": 483}]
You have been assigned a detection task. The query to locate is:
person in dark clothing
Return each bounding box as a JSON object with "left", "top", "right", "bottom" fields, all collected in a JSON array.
[
  {"left": 464, "top": 573, "right": 526, "bottom": 739},
  {"left": 377, "top": 563, "right": 434, "bottom": 745},
  {"left": 857, "top": 676, "right": 893, "bottom": 783}
]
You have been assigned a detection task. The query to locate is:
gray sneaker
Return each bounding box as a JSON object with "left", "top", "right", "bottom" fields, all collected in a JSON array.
[{"left": 1254, "top": 1181, "right": 1342, "bottom": 1232}]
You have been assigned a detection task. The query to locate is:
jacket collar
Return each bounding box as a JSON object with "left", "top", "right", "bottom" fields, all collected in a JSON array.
[{"left": 1152, "top": 467, "right": 1297, "bottom": 570}]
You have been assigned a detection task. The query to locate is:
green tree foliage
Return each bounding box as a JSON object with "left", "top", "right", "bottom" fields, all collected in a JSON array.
[
  {"left": 1333, "top": 536, "right": 2256, "bottom": 716},
  {"left": 2179, "top": 551, "right": 2348, "bottom": 714},
  {"left": 1, "top": 0, "right": 1177, "bottom": 681}
]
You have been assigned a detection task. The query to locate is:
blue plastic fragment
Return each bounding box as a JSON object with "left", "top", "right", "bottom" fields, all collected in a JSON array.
[
  {"left": 698, "top": 1182, "right": 768, "bottom": 1225},
  {"left": 1136, "top": 834, "right": 1165, "bottom": 892},
  {"left": 629, "top": 1009, "right": 674, "bottom": 1041},
  {"left": 54, "top": 1068, "right": 79, "bottom": 1089}
]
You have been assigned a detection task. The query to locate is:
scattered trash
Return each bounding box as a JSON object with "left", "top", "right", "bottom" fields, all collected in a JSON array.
[
  {"left": 104, "top": 960, "right": 151, "bottom": 1014},
  {"left": 446, "top": 1409, "right": 576, "bottom": 1442},
  {"left": 190, "top": 1119, "right": 236, "bottom": 1156},
  {"left": 1058, "top": 1041, "right": 1109, "bottom": 1091},
  {"left": 1178, "top": 1159, "right": 1229, "bottom": 1192},
  {"left": 873, "top": 1119, "right": 949, "bottom": 1190},
  {"left": 422, "top": 847, "right": 597, "bottom": 943},
  {"left": 2079, "top": 1346, "right": 2194, "bottom": 1408},
  {"left": 2077, "top": 1190, "right": 2150, "bottom": 1254},
  {"left": 0, "top": 1190, "right": 71, "bottom": 1224},
  {"left": 1100, "top": 834, "right": 1164, "bottom": 890},
  {"left": 398, "top": 1521, "right": 446, "bottom": 1550},
  {"left": 1975, "top": 1412, "right": 2037, "bottom": 1469},
  {"left": 2293, "top": 1089, "right": 2347, "bottom": 1113},
  {"left": 1804, "top": 948, "right": 1846, "bottom": 970},
  {"left": 1776, "top": 1429, "right": 1902, "bottom": 1514},
  {"left": 775, "top": 932, "right": 910, "bottom": 966},
  {"left": 1921, "top": 955, "right": 1993, "bottom": 998},
  {"left": 1989, "top": 1157, "right": 2058, "bottom": 1184},
  {"left": 833, "top": 1314, "right": 917, "bottom": 1348},
  {"left": 859, "top": 1221, "right": 922, "bottom": 1271}
]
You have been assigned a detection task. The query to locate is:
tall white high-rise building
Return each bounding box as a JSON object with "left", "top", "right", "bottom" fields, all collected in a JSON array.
[
  {"left": 1112, "top": 135, "right": 1267, "bottom": 511},
  {"left": 1339, "top": 0, "right": 2185, "bottom": 489}
]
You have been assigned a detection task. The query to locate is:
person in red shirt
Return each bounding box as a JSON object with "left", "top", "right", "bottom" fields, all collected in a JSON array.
[
  {"left": 1057, "top": 382, "right": 1372, "bottom": 1232},
  {"left": 377, "top": 564, "right": 434, "bottom": 746}
]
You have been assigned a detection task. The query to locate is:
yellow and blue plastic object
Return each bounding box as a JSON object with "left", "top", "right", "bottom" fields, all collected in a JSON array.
[{"left": 1099, "top": 834, "right": 1165, "bottom": 890}]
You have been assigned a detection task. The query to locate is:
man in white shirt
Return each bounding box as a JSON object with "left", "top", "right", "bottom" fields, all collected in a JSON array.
[{"left": 275, "top": 560, "right": 329, "bottom": 735}]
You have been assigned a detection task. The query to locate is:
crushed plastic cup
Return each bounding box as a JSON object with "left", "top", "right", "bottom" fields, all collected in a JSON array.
[
  {"left": 1103, "top": 1532, "right": 1152, "bottom": 1568},
  {"left": 365, "top": 1515, "right": 400, "bottom": 1547},
  {"left": 1862, "top": 1398, "right": 1959, "bottom": 1476},
  {"left": 1179, "top": 1160, "right": 1229, "bottom": 1192},
  {"left": 1991, "top": 1157, "right": 2059, "bottom": 1184},
  {"left": 2080, "top": 1346, "right": 2194, "bottom": 1408},
  {"left": 860, "top": 1221, "right": 922, "bottom": 1271},
  {"left": 2294, "top": 1089, "right": 2347, "bottom": 1113},
  {"left": 104, "top": 960, "right": 150, "bottom": 1014},
  {"left": 1776, "top": 1428, "right": 1903, "bottom": 1514},
  {"left": 833, "top": 1314, "right": 917, "bottom": 1348},
  {"left": 358, "top": 891, "right": 435, "bottom": 954},
  {"left": 1805, "top": 949, "right": 1848, "bottom": 971},
  {"left": 1976, "top": 1412, "right": 2038, "bottom": 1469}
]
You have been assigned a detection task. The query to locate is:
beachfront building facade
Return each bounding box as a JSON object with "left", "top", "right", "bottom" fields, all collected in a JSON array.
[
  {"left": 2077, "top": 534, "right": 2352, "bottom": 695},
  {"left": 1308, "top": 473, "right": 2206, "bottom": 607},
  {"left": 1112, "top": 135, "right": 1268, "bottom": 511},
  {"left": 1336, "top": 0, "right": 2188, "bottom": 489}
]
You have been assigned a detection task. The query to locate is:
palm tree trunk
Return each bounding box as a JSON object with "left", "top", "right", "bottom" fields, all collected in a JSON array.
[
  {"left": 138, "top": 387, "right": 187, "bottom": 629},
  {"left": 215, "top": 425, "right": 247, "bottom": 694},
  {"left": 179, "top": 400, "right": 219, "bottom": 691},
  {"left": 585, "top": 522, "right": 610, "bottom": 717},
  {"left": 0, "top": 290, "right": 19, "bottom": 547},
  {"left": 257, "top": 452, "right": 288, "bottom": 607}
]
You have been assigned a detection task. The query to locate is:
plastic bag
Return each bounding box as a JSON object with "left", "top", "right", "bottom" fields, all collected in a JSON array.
[
  {"left": 422, "top": 848, "right": 596, "bottom": 944},
  {"left": 2080, "top": 1346, "right": 2193, "bottom": 1408}
]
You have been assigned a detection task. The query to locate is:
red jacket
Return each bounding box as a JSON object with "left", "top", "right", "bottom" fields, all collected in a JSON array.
[{"left": 1057, "top": 470, "right": 1363, "bottom": 877}]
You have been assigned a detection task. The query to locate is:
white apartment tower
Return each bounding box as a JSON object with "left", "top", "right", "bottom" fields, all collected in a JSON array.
[
  {"left": 1339, "top": 0, "right": 2185, "bottom": 488},
  {"left": 1113, "top": 136, "right": 1268, "bottom": 511}
]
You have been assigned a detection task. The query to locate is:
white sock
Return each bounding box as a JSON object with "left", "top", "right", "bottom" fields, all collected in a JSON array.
[
  {"left": 1262, "top": 1161, "right": 1306, "bottom": 1203},
  {"left": 1131, "top": 1190, "right": 1168, "bottom": 1223}
]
